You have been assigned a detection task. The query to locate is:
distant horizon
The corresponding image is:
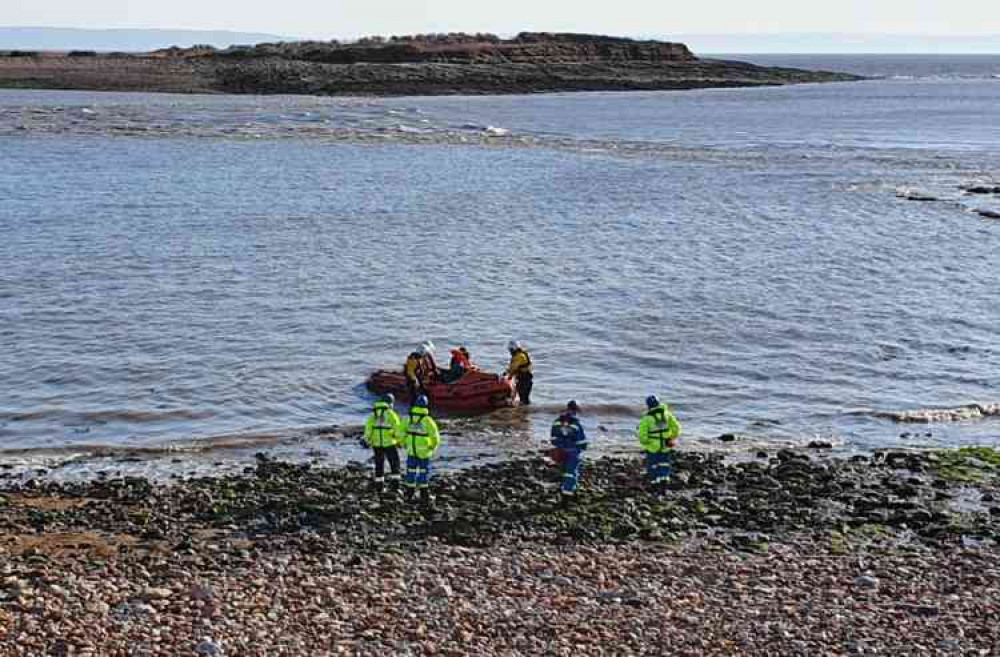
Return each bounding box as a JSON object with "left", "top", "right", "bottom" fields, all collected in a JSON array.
[{"left": 1, "top": 26, "right": 998, "bottom": 55}]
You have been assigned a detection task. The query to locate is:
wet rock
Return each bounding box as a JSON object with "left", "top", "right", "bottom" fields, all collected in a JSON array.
[
  {"left": 897, "top": 190, "right": 938, "bottom": 202},
  {"left": 776, "top": 449, "right": 808, "bottom": 463},
  {"left": 854, "top": 574, "right": 879, "bottom": 589},
  {"left": 669, "top": 471, "right": 690, "bottom": 487},
  {"left": 963, "top": 185, "right": 1000, "bottom": 194},
  {"left": 977, "top": 209, "right": 1000, "bottom": 220},
  {"left": 807, "top": 441, "right": 833, "bottom": 449}
]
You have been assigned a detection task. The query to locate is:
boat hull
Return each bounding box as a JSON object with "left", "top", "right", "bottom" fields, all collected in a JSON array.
[{"left": 366, "top": 370, "right": 516, "bottom": 415}]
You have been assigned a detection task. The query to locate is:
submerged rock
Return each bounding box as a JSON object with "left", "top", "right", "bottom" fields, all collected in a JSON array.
[
  {"left": 897, "top": 190, "right": 939, "bottom": 202},
  {"left": 962, "top": 185, "right": 1000, "bottom": 194}
]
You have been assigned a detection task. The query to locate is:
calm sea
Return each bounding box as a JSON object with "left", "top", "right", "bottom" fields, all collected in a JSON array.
[{"left": 1, "top": 55, "right": 999, "bottom": 478}]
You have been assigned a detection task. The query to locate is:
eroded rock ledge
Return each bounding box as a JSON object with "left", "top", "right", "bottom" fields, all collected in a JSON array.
[{"left": 0, "top": 32, "right": 861, "bottom": 96}]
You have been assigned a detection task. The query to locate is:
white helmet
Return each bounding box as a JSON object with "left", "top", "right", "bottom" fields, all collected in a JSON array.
[{"left": 508, "top": 340, "right": 521, "bottom": 351}]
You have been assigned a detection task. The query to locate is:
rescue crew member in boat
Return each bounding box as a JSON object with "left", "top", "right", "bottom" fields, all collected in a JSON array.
[
  {"left": 403, "top": 341, "right": 438, "bottom": 399},
  {"left": 441, "top": 345, "right": 472, "bottom": 384},
  {"left": 420, "top": 341, "right": 439, "bottom": 381},
  {"left": 404, "top": 348, "right": 425, "bottom": 400}
]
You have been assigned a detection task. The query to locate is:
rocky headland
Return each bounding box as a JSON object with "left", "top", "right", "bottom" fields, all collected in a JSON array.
[
  {"left": 1, "top": 448, "right": 998, "bottom": 654},
  {"left": 0, "top": 32, "right": 860, "bottom": 97}
]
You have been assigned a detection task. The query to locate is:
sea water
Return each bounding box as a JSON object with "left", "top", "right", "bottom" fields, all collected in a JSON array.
[{"left": 1, "top": 55, "right": 998, "bottom": 478}]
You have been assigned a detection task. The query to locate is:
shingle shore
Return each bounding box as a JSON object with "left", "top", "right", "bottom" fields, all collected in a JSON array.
[{"left": 2, "top": 450, "right": 998, "bottom": 655}]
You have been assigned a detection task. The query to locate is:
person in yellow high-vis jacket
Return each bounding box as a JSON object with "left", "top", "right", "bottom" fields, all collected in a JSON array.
[
  {"left": 362, "top": 394, "right": 402, "bottom": 494},
  {"left": 397, "top": 395, "right": 441, "bottom": 508},
  {"left": 637, "top": 395, "right": 681, "bottom": 494},
  {"left": 505, "top": 340, "right": 533, "bottom": 405}
]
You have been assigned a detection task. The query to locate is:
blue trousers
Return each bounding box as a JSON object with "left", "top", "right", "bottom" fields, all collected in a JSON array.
[
  {"left": 645, "top": 451, "right": 674, "bottom": 485},
  {"left": 560, "top": 449, "right": 582, "bottom": 494},
  {"left": 405, "top": 456, "right": 431, "bottom": 489}
]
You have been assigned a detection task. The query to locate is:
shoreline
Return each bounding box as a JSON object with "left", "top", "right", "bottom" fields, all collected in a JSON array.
[
  {"left": 6, "top": 449, "right": 997, "bottom": 550},
  {"left": 0, "top": 43, "right": 861, "bottom": 98},
  {"left": 2, "top": 449, "right": 997, "bottom": 653}
]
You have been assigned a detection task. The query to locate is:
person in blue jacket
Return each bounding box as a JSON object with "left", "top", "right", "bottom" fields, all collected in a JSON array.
[{"left": 550, "top": 400, "right": 588, "bottom": 506}]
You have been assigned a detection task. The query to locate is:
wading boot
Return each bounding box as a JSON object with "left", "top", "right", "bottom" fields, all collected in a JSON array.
[
  {"left": 419, "top": 488, "right": 434, "bottom": 510},
  {"left": 404, "top": 487, "right": 415, "bottom": 503}
]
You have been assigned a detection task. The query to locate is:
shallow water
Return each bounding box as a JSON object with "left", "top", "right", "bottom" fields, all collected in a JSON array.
[{"left": 2, "top": 56, "right": 999, "bottom": 477}]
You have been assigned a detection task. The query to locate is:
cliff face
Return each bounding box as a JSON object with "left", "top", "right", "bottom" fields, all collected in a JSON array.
[{"left": 0, "top": 33, "right": 860, "bottom": 97}]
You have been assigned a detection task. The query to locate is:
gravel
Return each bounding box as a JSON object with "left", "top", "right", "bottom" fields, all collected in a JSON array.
[{"left": 2, "top": 449, "right": 998, "bottom": 655}]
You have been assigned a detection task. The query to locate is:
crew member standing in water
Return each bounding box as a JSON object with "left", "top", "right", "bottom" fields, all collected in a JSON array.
[
  {"left": 505, "top": 340, "right": 534, "bottom": 405},
  {"left": 362, "top": 394, "right": 402, "bottom": 494},
  {"left": 637, "top": 395, "right": 681, "bottom": 494},
  {"left": 550, "top": 400, "right": 588, "bottom": 506}
]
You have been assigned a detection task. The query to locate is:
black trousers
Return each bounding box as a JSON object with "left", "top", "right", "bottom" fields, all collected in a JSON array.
[
  {"left": 407, "top": 378, "right": 425, "bottom": 401},
  {"left": 515, "top": 372, "right": 534, "bottom": 405},
  {"left": 373, "top": 446, "right": 401, "bottom": 480}
]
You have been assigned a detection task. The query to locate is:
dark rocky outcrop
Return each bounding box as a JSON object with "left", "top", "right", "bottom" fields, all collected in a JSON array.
[
  {"left": 215, "top": 32, "right": 697, "bottom": 66},
  {"left": 962, "top": 185, "right": 1000, "bottom": 195},
  {"left": 0, "top": 32, "right": 860, "bottom": 96}
]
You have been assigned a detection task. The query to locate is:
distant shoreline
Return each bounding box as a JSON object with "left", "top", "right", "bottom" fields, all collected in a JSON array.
[{"left": 0, "top": 33, "right": 861, "bottom": 97}]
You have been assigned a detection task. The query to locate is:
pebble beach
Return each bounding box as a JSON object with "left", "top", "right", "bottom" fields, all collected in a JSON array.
[{"left": 2, "top": 448, "right": 999, "bottom": 655}]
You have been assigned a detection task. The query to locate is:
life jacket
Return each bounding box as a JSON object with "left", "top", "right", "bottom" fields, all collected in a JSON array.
[
  {"left": 401, "top": 407, "right": 440, "bottom": 459},
  {"left": 404, "top": 352, "right": 422, "bottom": 382},
  {"left": 450, "top": 349, "right": 471, "bottom": 371},
  {"left": 643, "top": 405, "right": 676, "bottom": 453},
  {"left": 509, "top": 348, "right": 533, "bottom": 376},
  {"left": 365, "top": 402, "right": 399, "bottom": 448}
]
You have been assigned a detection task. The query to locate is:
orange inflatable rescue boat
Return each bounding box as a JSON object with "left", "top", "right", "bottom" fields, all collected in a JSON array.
[{"left": 366, "top": 370, "right": 516, "bottom": 415}]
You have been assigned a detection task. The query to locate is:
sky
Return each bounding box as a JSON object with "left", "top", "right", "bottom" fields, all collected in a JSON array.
[{"left": 4, "top": 0, "right": 1000, "bottom": 41}]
